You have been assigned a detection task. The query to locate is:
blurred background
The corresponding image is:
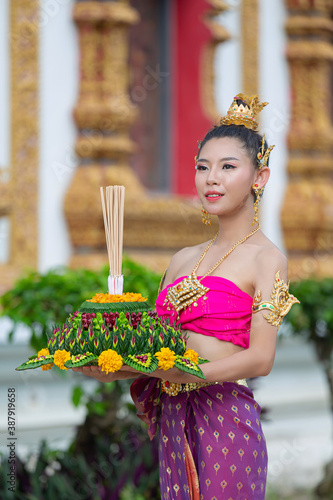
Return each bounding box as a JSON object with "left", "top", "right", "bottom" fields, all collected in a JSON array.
[{"left": 0, "top": 0, "right": 333, "bottom": 498}]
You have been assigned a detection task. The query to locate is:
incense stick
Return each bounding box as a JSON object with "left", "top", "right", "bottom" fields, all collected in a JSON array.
[
  {"left": 100, "top": 185, "right": 125, "bottom": 294},
  {"left": 119, "top": 187, "right": 125, "bottom": 274}
]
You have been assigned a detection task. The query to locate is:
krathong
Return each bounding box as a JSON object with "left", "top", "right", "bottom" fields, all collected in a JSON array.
[
  {"left": 16, "top": 186, "right": 209, "bottom": 379},
  {"left": 16, "top": 305, "right": 208, "bottom": 377}
]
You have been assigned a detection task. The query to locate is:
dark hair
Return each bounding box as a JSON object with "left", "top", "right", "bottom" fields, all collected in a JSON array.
[{"left": 198, "top": 124, "right": 269, "bottom": 170}]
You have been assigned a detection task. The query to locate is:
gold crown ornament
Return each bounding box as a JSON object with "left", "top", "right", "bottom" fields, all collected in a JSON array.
[{"left": 220, "top": 93, "right": 268, "bottom": 132}]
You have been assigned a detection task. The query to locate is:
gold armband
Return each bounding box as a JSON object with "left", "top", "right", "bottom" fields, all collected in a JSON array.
[{"left": 252, "top": 271, "right": 299, "bottom": 329}]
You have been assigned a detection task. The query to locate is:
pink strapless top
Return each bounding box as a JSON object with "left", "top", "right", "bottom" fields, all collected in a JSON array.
[{"left": 155, "top": 275, "right": 253, "bottom": 349}]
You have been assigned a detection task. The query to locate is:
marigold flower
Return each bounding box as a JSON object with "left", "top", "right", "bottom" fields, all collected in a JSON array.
[
  {"left": 38, "top": 348, "right": 54, "bottom": 371},
  {"left": 87, "top": 292, "right": 147, "bottom": 303},
  {"left": 53, "top": 349, "right": 71, "bottom": 370},
  {"left": 155, "top": 347, "right": 177, "bottom": 371},
  {"left": 98, "top": 349, "right": 123, "bottom": 374},
  {"left": 41, "top": 363, "right": 53, "bottom": 372},
  {"left": 184, "top": 349, "right": 199, "bottom": 365},
  {"left": 38, "top": 348, "right": 50, "bottom": 357}
]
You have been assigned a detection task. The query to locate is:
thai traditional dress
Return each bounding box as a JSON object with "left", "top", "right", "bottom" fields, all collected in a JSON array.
[{"left": 131, "top": 276, "right": 267, "bottom": 499}]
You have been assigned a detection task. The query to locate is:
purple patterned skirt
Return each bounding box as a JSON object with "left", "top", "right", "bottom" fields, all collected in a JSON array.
[{"left": 131, "top": 377, "right": 267, "bottom": 500}]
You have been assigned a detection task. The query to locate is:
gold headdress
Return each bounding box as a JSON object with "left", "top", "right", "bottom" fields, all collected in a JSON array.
[
  {"left": 220, "top": 93, "right": 268, "bottom": 132},
  {"left": 219, "top": 93, "right": 275, "bottom": 168}
]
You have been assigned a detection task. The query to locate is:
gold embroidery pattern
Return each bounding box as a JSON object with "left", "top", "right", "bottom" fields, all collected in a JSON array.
[
  {"left": 252, "top": 271, "right": 300, "bottom": 329},
  {"left": 164, "top": 273, "right": 210, "bottom": 315}
]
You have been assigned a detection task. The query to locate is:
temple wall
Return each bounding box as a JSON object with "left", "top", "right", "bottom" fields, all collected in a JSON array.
[
  {"left": 39, "top": 0, "right": 79, "bottom": 272},
  {"left": 0, "top": 0, "right": 295, "bottom": 282}
]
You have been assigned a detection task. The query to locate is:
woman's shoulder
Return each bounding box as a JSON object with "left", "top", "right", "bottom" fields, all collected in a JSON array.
[
  {"left": 255, "top": 234, "right": 288, "bottom": 268},
  {"left": 253, "top": 233, "right": 288, "bottom": 283}
]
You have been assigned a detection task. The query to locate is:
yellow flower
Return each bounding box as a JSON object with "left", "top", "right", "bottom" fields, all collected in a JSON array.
[
  {"left": 98, "top": 349, "right": 123, "bottom": 374},
  {"left": 184, "top": 349, "right": 199, "bottom": 365},
  {"left": 155, "top": 347, "right": 177, "bottom": 371},
  {"left": 38, "top": 348, "right": 54, "bottom": 371},
  {"left": 53, "top": 349, "right": 71, "bottom": 370},
  {"left": 38, "top": 348, "right": 49, "bottom": 357}
]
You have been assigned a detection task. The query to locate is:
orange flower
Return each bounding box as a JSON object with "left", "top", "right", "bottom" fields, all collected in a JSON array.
[
  {"left": 155, "top": 347, "right": 177, "bottom": 371},
  {"left": 38, "top": 348, "right": 49, "bottom": 357},
  {"left": 53, "top": 349, "right": 71, "bottom": 370},
  {"left": 38, "top": 348, "right": 54, "bottom": 371},
  {"left": 184, "top": 349, "right": 199, "bottom": 365},
  {"left": 41, "top": 364, "right": 53, "bottom": 372},
  {"left": 98, "top": 349, "right": 123, "bottom": 374},
  {"left": 87, "top": 292, "right": 147, "bottom": 303}
]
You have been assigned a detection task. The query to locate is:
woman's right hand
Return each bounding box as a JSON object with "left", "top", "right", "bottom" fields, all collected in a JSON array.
[{"left": 72, "top": 365, "right": 139, "bottom": 383}]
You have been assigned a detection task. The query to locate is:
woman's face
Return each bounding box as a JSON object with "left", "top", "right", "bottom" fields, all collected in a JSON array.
[{"left": 195, "top": 137, "right": 258, "bottom": 219}]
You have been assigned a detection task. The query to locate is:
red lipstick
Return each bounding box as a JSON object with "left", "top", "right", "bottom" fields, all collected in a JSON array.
[{"left": 205, "top": 190, "right": 224, "bottom": 202}]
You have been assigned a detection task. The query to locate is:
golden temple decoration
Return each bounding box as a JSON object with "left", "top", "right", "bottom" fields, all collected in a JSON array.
[
  {"left": 65, "top": 1, "right": 141, "bottom": 266},
  {"left": 241, "top": 0, "right": 259, "bottom": 96},
  {"left": 282, "top": 0, "right": 333, "bottom": 280},
  {"left": 286, "top": 0, "right": 332, "bottom": 13},
  {"left": 0, "top": 0, "right": 39, "bottom": 293},
  {"left": 66, "top": 0, "right": 230, "bottom": 271},
  {"left": 72, "top": 2, "right": 139, "bottom": 144}
]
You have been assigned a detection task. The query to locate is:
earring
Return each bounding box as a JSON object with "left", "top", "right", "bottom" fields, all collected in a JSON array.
[
  {"left": 201, "top": 206, "right": 212, "bottom": 226},
  {"left": 252, "top": 184, "right": 264, "bottom": 226}
]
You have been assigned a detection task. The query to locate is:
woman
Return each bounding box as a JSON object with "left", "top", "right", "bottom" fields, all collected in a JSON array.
[{"left": 74, "top": 94, "right": 299, "bottom": 499}]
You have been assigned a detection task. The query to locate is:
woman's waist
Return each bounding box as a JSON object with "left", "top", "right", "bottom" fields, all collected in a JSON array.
[
  {"left": 184, "top": 329, "right": 246, "bottom": 362},
  {"left": 179, "top": 317, "right": 250, "bottom": 345}
]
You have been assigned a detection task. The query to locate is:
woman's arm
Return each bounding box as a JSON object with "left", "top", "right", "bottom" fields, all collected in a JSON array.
[{"left": 202, "top": 249, "right": 288, "bottom": 383}]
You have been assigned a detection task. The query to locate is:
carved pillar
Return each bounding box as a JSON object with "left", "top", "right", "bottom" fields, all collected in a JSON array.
[
  {"left": 64, "top": 1, "right": 143, "bottom": 262},
  {"left": 282, "top": 0, "right": 333, "bottom": 279},
  {"left": 73, "top": 1, "right": 139, "bottom": 158},
  {"left": 0, "top": 0, "right": 39, "bottom": 293}
]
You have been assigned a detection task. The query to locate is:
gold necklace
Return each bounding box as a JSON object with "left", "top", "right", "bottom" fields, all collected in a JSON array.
[{"left": 164, "top": 224, "right": 260, "bottom": 317}]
